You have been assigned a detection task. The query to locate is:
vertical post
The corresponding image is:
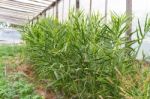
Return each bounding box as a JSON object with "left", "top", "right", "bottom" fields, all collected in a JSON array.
[
  {"left": 89, "top": 0, "right": 92, "bottom": 16},
  {"left": 62, "top": 0, "right": 64, "bottom": 21},
  {"left": 43, "top": 12, "right": 46, "bottom": 17},
  {"left": 76, "top": 0, "right": 80, "bottom": 10},
  {"left": 69, "top": 0, "right": 71, "bottom": 10},
  {"left": 37, "top": 16, "right": 39, "bottom": 22},
  {"left": 56, "top": 0, "right": 59, "bottom": 19},
  {"left": 68, "top": 0, "right": 71, "bottom": 19},
  {"left": 53, "top": 7, "right": 54, "bottom": 17},
  {"left": 105, "top": 0, "right": 108, "bottom": 23},
  {"left": 126, "top": 0, "right": 132, "bottom": 40}
]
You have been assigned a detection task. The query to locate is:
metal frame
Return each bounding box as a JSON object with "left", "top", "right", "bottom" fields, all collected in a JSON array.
[
  {"left": 0, "top": 0, "right": 133, "bottom": 26},
  {"left": 0, "top": 0, "right": 57, "bottom": 25}
]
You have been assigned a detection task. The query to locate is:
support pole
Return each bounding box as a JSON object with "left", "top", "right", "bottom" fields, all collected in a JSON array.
[
  {"left": 76, "top": 0, "right": 80, "bottom": 10},
  {"left": 56, "top": 1, "right": 59, "bottom": 19},
  {"left": 36, "top": 18, "right": 38, "bottom": 23},
  {"left": 30, "top": 0, "right": 61, "bottom": 23},
  {"left": 53, "top": 7, "right": 54, "bottom": 17},
  {"left": 89, "top": 0, "right": 92, "bottom": 16},
  {"left": 126, "top": 0, "right": 132, "bottom": 40},
  {"left": 62, "top": 0, "right": 64, "bottom": 21},
  {"left": 105, "top": 0, "right": 108, "bottom": 23},
  {"left": 69, "top": 0, "right": 71, "bottom": 10},
  {"left": 43, "top": 12, "right": 46, "bottom": 17}
]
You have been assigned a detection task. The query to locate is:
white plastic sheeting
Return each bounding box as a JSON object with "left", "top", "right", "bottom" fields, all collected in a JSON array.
[
  {"left": 0, "top": 28, "right": 21, "bottom": 44},
  {"left": 54, "top": 0, "right": 150, "bottom": 59}
]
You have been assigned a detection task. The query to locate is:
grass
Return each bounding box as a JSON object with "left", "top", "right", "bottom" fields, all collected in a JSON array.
[
  {"left": 23, "top": 11, "right": 150, "bottom": 98},
  {"left": 0, "top": 45, "right": 42, "bottom": 99},
  {"left": 0, "top": 45, "right": 21, "bottom": 57}
]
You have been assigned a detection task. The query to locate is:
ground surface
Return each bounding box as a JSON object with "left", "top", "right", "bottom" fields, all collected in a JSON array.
[{"left": 0, "top": 45, "right": 55, "bottom": 99}]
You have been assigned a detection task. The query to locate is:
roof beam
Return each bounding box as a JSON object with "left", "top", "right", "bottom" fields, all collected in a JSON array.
[
  {"left": 30, "top": 0, "right": 54, "bottom": 5},
  {"left": 0, "top": 5, "right": 39, "bottom": 13},
  {"left": 0, "top": 7, "right": 36, "bottom": 16},
  {"left": 0, "top": 6, "right": 37, "bottom": 13},
  {"left": 0, "top": 0, "right": 46, "bottom": 9},
  {"left": 10, "top": 0, "right": 48, "bottom": 7},
  {"left": 31, "top": 0, "right": 61, "bottom": 21},
  {"left": 0, "top": 3, "right": 44, "bottom": 12}
]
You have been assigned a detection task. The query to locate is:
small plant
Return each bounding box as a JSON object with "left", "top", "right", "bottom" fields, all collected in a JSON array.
[
  {"left": 0, "top": 73, "right": 42, "bottom": 99},
  {"left": 0, "top": 45, "right": 42, "bottom": 99},
  {"left": 23, "top": 11, "right": 150, "bottom": 98}
]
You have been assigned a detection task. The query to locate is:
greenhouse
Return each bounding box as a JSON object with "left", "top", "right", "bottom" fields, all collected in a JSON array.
[{"left": 0, "top": 0, "right": 150, "bottom": 98}]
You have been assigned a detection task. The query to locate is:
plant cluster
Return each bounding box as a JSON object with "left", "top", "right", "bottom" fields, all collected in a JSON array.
[{"left": 23, "top": 12, "right": 150, "bottom": 98}]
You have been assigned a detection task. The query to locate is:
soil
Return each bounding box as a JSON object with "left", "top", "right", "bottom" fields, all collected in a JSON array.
[
  {"left": 5, "top": 57, "right": 56, "bottom": 99},
  {"left": 16, "top": 65, "right": 56, "bottom": 99}
]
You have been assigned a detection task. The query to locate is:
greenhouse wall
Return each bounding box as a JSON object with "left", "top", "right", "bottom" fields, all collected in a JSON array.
[{"left": 44, "top": 0, "right": 150, "bottom": 21}]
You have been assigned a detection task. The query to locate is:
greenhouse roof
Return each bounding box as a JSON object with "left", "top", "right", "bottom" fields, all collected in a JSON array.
[{"left": 0, "top": 0, "right": 58, "bottom": 25}]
